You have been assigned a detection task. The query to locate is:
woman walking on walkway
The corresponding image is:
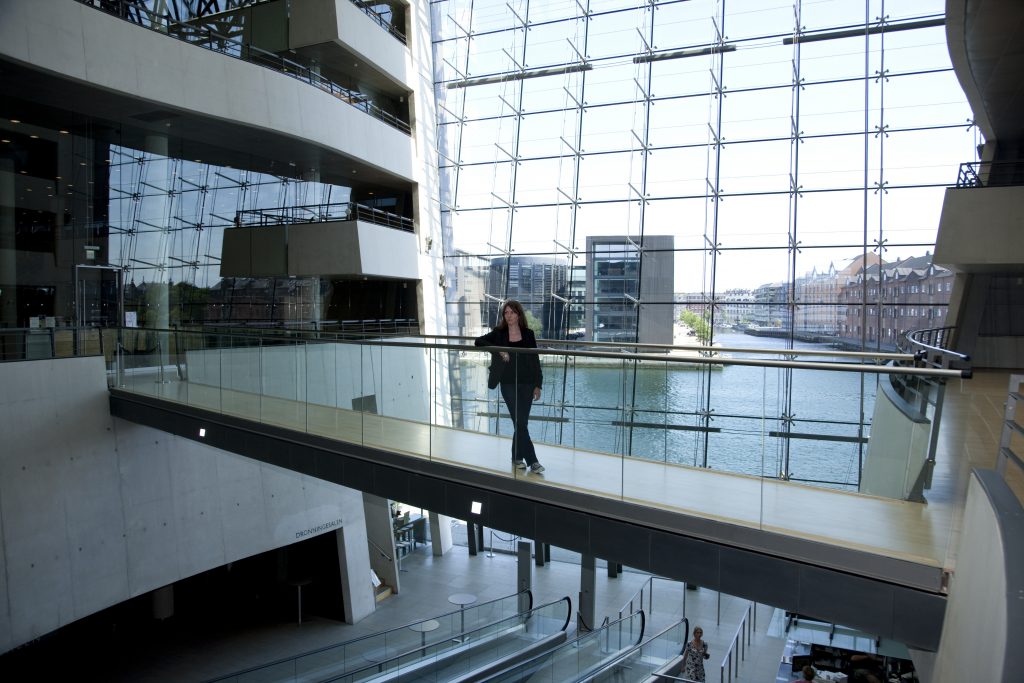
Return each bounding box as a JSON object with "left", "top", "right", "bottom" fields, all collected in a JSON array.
[{"left": 475, "top": 300, "right": 544, "bottom": 474}]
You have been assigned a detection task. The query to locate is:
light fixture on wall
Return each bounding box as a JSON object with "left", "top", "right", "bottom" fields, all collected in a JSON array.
[
  {"left": 439, "top": 274, "right": 447, "bottom": 289},
  {"left": 425, "top": 236, "right": 433, "bottom": 252}
]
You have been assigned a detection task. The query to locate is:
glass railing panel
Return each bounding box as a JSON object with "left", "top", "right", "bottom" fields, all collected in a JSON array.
[
  {"left": 176, "top": 330, "right": 216, "bottom": 414},
  {"left": 206, "top": 332, "right": 254, "bottom": 419},
  {"left": 255, "top": 337, "right": 307, "bottom": 430},
  {"left": 362, "top": 343, "right": 432, "bottom": 456},
  {"left": 327, "top": 597, "right": 569, "bottom": 683},
  {"left": 485, "top": 611, "right": 644, "bottom": 683},
  {"left": 304, "top": 337, "right": 341, "bottom": 438},
  {"left": 207, "top": 592, "right": 532, "bottom": 682},
  {"left": 117, "top": 328, "right": 165, "bottom": 397},
  {"left": 590, "top": 619, "right": 687, "bottom": 683},
  {"left": 786, "top": 364, "right": 876, "bottom": 489}
]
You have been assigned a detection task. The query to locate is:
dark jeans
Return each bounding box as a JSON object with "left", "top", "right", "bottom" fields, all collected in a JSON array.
[{"left": 500, "top": 382, "right": 538, "bottom": 466}]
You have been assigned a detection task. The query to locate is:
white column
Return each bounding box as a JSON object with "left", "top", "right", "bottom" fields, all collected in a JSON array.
[
  {"left": 429, "top": 512, "right": 453, "bottom": 556},
  {"left": 580, "top": 554, "right": 596, "bottom": 630},
  {"left": 336, "top": 521, "right": 376, "bottom": 623}
]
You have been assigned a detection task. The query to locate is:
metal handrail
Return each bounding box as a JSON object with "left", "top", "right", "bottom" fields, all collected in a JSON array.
[
  {"left": 236, "top": 202, "right": 414, "bottom": 232},
  {"left": 367, "top": 537, "right": 393, "bottom": 562},
  {"left": 436, "top": 334, "right": 922, "bottom": 363},
  {"left": 956, "top": 160, "right": 1024, "bottom": 188},
  {"left": 331, "top": 596, "right": 572, "bottom": 683},
  {"left": 125, "top": 326, "right": 970, "bottom": 379},
  {"left": 349, "top": 0, "right": 407, "bottom": 43},
  {"left": 618, "top": 575, "right": 654, "bottom": 620},
  {"left": 719, "top": 602, "right": 754, "bottom": 683},
  {"left": 903, "top": 326, "right": 969, "bottom": 369},
  {"left": 996, "top": 375, "right": 1024, "bottom": 495},
  {"left": 74, "top": 0, "right": 411, "bottom": 134},
  {"left": 206, "top": 589, "right": 535, "bottom": 682}
]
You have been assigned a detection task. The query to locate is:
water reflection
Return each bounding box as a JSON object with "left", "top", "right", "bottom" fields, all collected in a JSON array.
[{"left": 461, "top": 332, "right": 877, "bottom": 491}]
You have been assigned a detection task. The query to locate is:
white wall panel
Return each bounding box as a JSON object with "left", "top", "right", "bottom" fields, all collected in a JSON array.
[{"left": 0, "top": 357, "right": 374, "bottom": 653}]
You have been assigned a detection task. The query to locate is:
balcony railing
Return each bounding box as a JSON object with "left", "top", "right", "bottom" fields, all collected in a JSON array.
[
  {"left": 74, "top": 0, "right": 411, "bottom": 135},
  {"left": 236, "top": 202, "right": 414, "bottom": 233},
  {"left": 956, "top": 160, "right": 1024, "bottom": 188},
  {"left": 350, "top": 0, "right": 407, "bottom": 44}
]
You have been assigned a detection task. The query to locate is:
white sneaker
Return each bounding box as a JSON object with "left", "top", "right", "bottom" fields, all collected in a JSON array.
[
  {"left": 513, "top": 461, "right": 527, "bottom": 470},
  {"left": 529, "top": 463, "right": 545, "bottom": 474}
]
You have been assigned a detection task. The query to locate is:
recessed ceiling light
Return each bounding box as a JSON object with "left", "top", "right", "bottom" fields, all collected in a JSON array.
[
  {"left": 1, "top": 139, "right": 9, "bottom": 143},
  {"left": 29, "top": 135, "right": 38, "bottom": 139},
  {"left": 10, "top": 119, "right": 20, "bottom": 124},
  {"left": 59, "top": 130, "right": 70, "bottom": 135}
]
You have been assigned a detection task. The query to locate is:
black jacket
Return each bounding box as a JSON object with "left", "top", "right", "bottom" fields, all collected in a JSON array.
[{"left": 474, "top": 327, "right": 543, "bottom": 389}]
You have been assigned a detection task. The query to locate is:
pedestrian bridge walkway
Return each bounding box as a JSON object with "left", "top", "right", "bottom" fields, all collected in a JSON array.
[{"left": 103, "top": 328, "right": 999, "bottom": 650}]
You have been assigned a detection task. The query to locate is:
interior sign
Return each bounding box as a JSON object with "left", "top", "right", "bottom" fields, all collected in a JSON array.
[{"left": 296, "top": 518, "right": 343, "bottom": 539}]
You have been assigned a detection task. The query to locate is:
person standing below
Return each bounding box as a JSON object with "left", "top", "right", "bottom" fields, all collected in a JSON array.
[
  {"left": 794, "top": 665, "right": 818, "bottom": 682},
  {"left": 474, "top": 300, "right": 544, "bottom": 474},
  {"left": 681, "top": 625, "right": 710, "bottom": 682}
]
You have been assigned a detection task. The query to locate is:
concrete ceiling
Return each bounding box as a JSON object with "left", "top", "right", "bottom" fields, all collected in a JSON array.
[{"left": 947, "top": 0, "right": 1024, "bottom": 150}]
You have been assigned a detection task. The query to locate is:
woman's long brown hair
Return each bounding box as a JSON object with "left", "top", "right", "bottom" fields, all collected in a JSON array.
[{"left": 495, "top": 299, "right": 530, "bottom": 331}]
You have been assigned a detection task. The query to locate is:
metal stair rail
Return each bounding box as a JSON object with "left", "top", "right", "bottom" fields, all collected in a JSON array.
[{"left": 996, "top": 374, "right": 1024, "bottom": 494}]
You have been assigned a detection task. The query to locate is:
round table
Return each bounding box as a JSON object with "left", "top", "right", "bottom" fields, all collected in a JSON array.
[
  {"left": 448, "top": 593, "right": 477, "bottom": 636},
  {"left": 409, "top": 618, "right": 440, "bottom": 649}
]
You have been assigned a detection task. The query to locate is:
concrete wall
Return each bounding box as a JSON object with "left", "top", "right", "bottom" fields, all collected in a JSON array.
[
  {"left": 861, "top": 382, "right": 931, "bottom": 499},
  {"left": 931, "top": 472, "right": 1021, "bottom": 681},
  {"left": 0, "top": 0, "right": 413, "bottom": 181},
  {"left": 0, "top": 356, "right": 375, "bottom": 653},
  {"left": 288, "top": 221, "right": 419, "bottom": 278},
  {"left": 935, "top": 186, "right": 1024, "bottom": 271},
  {"left": 290, "top": 0, "right": 410, "bottom": 90},
  {"left": 219, "top": 221, "right": 419, "bottom": 279}
]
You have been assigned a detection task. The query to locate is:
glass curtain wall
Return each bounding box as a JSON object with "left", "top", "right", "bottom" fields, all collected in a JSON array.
[
  {"left": 432, "top": 0, "right": 975, "bottom": 489},
  {"left": 107, "top": 145, "right": 346, "bottom": 327},
  {"left": 0, "top": 110, "right": 351, "bottom": 330}
]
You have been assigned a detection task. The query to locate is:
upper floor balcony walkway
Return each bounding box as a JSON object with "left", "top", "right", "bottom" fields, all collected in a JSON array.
[{"left": 94, "top": 327, "right": 988, "bottom": 650}]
